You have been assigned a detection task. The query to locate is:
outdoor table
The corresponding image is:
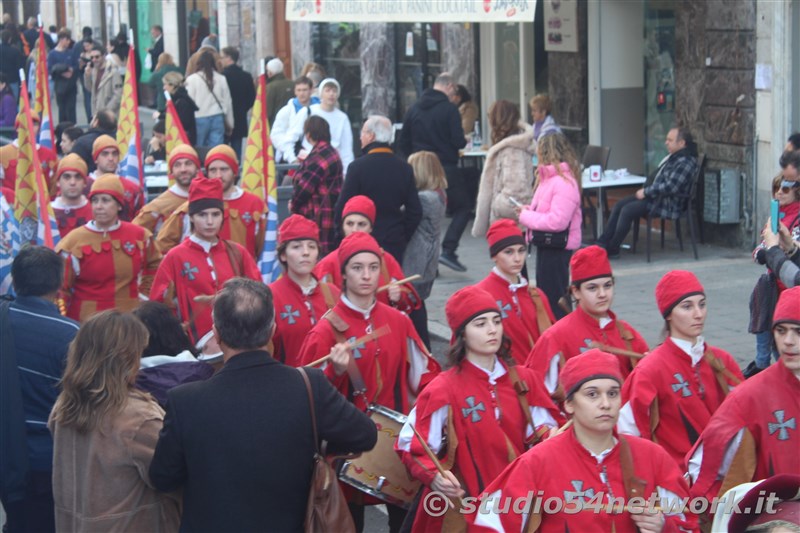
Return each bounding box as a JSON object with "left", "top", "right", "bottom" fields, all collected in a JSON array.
[{"left": 581, "top": 169, "right": 646, "bottom": 231}]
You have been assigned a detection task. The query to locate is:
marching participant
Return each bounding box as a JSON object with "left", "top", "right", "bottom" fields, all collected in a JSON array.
[
  {"left": 150, "top": 178, "right": 260, "bottom": 343},
  {"left": 56, "top": 174, "right": 161, "bottom": 322},
  {"left": 618, "top": 270, "right": 743, "bottom": 469},
  {"left": 50, "top": 154, "right": 93, "bottom": 238},
  {"left": 269, "top": 214, "right": 339, "bottom": 366},
  {"left": 475, "top": 219, "right": 555, "bottom": 364},
  {"left": 472, "top": 349, "right": 696, "bottom": 533},
  {"left": 314, "top": 195, "right": 421, "bottom": 314},
  {"left": 298, "top": 231, "right": 440, "bottom": 532},
  {"left": 526, "top": 245, "right": 649, "bottom": 397},
  {"left": 687, "top": 286, "right": 800, "bottom": 504},
  {"left": 396, "top": 286, "right": 563, "bottom": 532},
  {"left": 155, "top": 145, "right": 267, "bottom": 258},
  {"left": 88, "top": 135, "right": 144, "bottom": 220},
  {"left": 132, "top": 143, "right": 200, "bottom": 235}
]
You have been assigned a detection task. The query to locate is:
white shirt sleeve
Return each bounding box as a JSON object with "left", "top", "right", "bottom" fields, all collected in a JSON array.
[
  {"left": 686, "top": 428, "right": 744, "bottom": 483},
  {"left": 396, "top": 405, "right": 448, "bottom": 454},
  {"left": 544, "top": 353, "right": 560, "bottom": 394},
  {"left": 617, "top": 402, "right": 641, "bottom": 437}
]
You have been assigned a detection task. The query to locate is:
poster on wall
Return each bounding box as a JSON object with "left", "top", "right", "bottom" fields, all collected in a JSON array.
[
  {"left": 543, "top": 0, "right": 577, "bottom": 52},
  {"left": 286, "top": 0, "right": 537, "bottom": 23}
]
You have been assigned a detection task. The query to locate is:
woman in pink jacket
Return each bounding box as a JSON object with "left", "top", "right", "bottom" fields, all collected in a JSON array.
[{"left": 517, "top": 133, "right": 582, "bottom": 319}]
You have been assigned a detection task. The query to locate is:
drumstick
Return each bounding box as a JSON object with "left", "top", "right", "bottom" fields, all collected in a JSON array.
[
  {"left": 376, "top": 274, "right": 421, "bottom": 293},
  {"left": 409, "top": 424, "right": 458, "bottom": 510},
  {"left": 305, "top": 325, "right": 392, "bottom": 367},
  {"left": 588, "top": 341, "right": 646, "bottom": 360},
  {"left": 193, "top": 294, "right": 216, "bottom": 304}
]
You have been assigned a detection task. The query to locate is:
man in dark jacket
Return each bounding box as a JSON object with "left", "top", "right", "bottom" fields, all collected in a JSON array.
[
  {"left": 149, "top": 278, "right": 376, "bottom": 532},
  {"left": 221, "top": 46, "right": 256, "bottom": 159},
  {"left": 335, "top": 115, "right": 422, "bottom": 263},
  {"left": 70, "top": 109, "right": 116, "bottom": 173},
  {"left": 265, "top": 57, "right": 294, "bottom": 127},
  {"left": 0, "top": 29, "right": 25, "bottom": 102},
  {"left": 47, "top": 29, "right": 77, "bottom": 123},
  {"left": 399, "top": 72, "right": 468, "bottom": 271}
]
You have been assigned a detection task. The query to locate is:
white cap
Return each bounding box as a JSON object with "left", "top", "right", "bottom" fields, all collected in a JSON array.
[
  {"left": 319, "top": 78, "right": 340, "bottom": 94},
  {"left": 266, "top": 58, "right": 284, "bottom": 75}
]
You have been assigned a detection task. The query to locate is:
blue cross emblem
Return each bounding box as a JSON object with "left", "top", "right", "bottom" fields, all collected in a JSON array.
[
  {"left": 346, "top": 336, "right": 366, "bottom": 359},
  {"left": 564, "top": 480, "right": 596, "bottom": 502},
  {"left": 671, "top": 373, "right": 692, "bottom": 397},
  {"left": 181, "top": 262, "right": 199, "bottom": 281},
  {"left": 123, "top": 241, "right": 135, "bottom": 254},
  {"left": 462, "top": 396, "right": 486, "bottom": 423},
  {"left": 496, "top": 300, "right": 511, "bottom": 319},
  {"left": 579, "top": 339, "right": 593, "bottom": 353},
  {"left": 242, "top": 212, "right": 253, "bottom": 224},
  {"left": 768, "top": 410, "right": 796, "bottom": 441},
  {"left": 280, "top": 304, "right": 300, "bottom": 324}
]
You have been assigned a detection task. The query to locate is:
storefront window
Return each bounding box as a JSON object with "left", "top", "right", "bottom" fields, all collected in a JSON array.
[
  {"left": 188, "top": 0, "right": 219, "bottom": 55},
  {"left": 312, "top": 23, "right": 362, "bottom": 132},
  {"left": 395, "top": 23, "right": 443, "bottom": 120},
  {"left": 644, "top": 2, "right": 676, "bottom": 176},
  {"left": 495, "top": 23, "right": 521, "bottom": 108}
]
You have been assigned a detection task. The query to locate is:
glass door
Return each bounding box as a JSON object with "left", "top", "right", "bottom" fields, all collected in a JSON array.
[
  {"left": 395, "top": 23, "right": 443, "bottom": 121},
  {"left": 643, "top": 1, "right": 676, "bottom": 176}
]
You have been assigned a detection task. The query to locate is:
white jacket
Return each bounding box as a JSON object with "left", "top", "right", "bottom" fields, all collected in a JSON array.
[
  {"left": 185, "top": 71, "right": 234, "bottom": 127},
  {"left": 270, "top": 99, "right": 311, "bottom": 164}
]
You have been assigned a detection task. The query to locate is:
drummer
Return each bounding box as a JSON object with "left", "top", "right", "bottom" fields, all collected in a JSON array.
[
  {"left": 298, "top": 232, "right": 440, "bottom": 533},
  {"left": 526, "top": 245, "right": 649, "bottom": 398},
  {"left": 395, "top": 286, "right": 563, "bottom": 532},
  {"left": 269, "top": 214, "right": 339, "bottom": 367},
  {"left": 475, "top": 219, "right": 556, "bottom": 365}
]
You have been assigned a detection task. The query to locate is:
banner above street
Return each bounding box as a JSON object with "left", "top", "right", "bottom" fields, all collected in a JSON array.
[{"left": 285, "top": 0, "right": 537, "bottom": 22}]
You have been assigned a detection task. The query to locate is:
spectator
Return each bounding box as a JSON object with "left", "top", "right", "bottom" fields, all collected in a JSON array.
[
  {"left": 81, "top": 43, "right": 104, "bottom": 119},
  {"left": 399, "top": 72, "right": 468, "bottom": 271},
  {"left": 60, "top": 125, "right": 83, "bottom": 155},
  {"left": 70, "top": 108, "right": 116, "bottom": 172},
  {"left": 21, "top": 17, "right": 37, "bottom": 52},
  {"left": 517, "top": 133, "right": 582, "bottom": 319},
  {"left": 1, "top": 246, "right": 79, "bottom": 533},
  {"left": 49, "top": 310, "right": 180, "bottom": 531},
  {"left": 786, "top": 132, "right": 800, "bottom": 153},
  {"left": 220, "top": 46, "right": 255, "bottom": 158},
  {"left": 471, "top": 99, "right": 536, "bottom": 238},
  {"left": 148, "top": 52, "right": 180, "bottom": 113},
  {"left": 144, "top": 119, "right": 166, "bottom": 164},
  {"left": 0, "top": 72, "right": 16, "bottom": 127},
  {"left": 73, "top": 38, "right": 95, "bottom": 120},
  {"left": 265, "top": 57, "right": 293, "bottom": 127},
  {"left": 47, "top": 25, "right": 57, "bottom": 48},
  {"left": 53, "top": 120, "right": 74, "bottom": 155},
  {"left": 200, "top": 33, "right": 219, "bottom": 51},
  {"left": 160, "top": 71, "right": 198, "bottom": 145},
  {"left": 528, "top": 94, "right": 561, "bottom": 141},
  {"left": 299, "top": 61, "right": 326, "bottom": 96},
  {"left": 762, "top": 207, "right": 800, "bottom": 289},
  {"left": 92, "top": 37, "right": 128, "bottom": 117},
  {"left": 270, "top": 76, "right": 318, "bottom": 164},
  {"left": 47, "top": 28, "right": 77, "bottom": 123},
  {"left": 452, "top": 84, "right": 478, "bottom": 136},
  {"left": 185, "top": 48, "right": 232, "bottom": 147},
  {"left": 0, "top": 28, "right": 24, "bottom": 102},
  {"left": 293, "top": 78, "right": 354, "bottom": 173},
  {"left": 147, "top": 25, "right": 163, "bottom": 72},
  {"left": 149, "top": 278, "right": 377, "bottom": 531},
  {"left": 291, "top": 116, "right": 344, "bottom": 256}
]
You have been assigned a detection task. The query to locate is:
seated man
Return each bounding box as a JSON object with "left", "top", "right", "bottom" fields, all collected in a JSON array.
[{"left": 597, "top": 127, "right": 698, "bottom": 258}]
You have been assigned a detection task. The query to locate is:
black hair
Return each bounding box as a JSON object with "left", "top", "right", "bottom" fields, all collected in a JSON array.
[
  {"left": 787, "top": 133, "right": 800, "bottom": 152},
  {"left": 780, "top": 150, "right": 800, "bottom": 170},
  {"left": 675, "top": 127, "right": 698, "bottom": 157},
  {"left": 153, "top": 119, "right": 165, "bottom": 135},
  {"left": 62, "top": 126, "right": 84, "bottom": 142},
  {"left": 221, "top": 46, "right": 239, "bottom": 63},
  {"left": 94, "top": 109, "right": 117, "bottom": 131},
  {"left": 213, "top": 278, "right": 274, "bottom": 350},
  {"left": 294, "top": 76, "right": 313, "bottom": 88},
  {"left": 133, "top": 302, "right": 197, "bottom": 358},
  {"left": 12, "top": 245, "right": 64, "bottom": 296},
  {"left": 455, "top": 84, "right": 471, "bottom": 103}
]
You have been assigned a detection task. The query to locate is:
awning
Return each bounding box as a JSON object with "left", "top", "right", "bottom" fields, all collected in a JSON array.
[{"left": 285, "top": 0, "right": 537, "bottom": 23}]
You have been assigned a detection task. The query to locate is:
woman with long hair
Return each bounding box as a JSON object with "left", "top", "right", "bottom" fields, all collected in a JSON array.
[
  {"left": 49, "top": 310, "right": 180, "bottom": 531},
  {"left": 517, "top": 132, "right": 582, "bottom": 319},
  {"left": 160, "top": 70, "right": 198, "bottom": 145},
  {"left": 150, "top": 52, "right": 181, "bottom": 113},
  {"left": 185, "top": 48, "right": 233, "bottom": 146}
]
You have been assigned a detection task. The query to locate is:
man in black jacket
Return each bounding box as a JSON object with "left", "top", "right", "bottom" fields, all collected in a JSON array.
[
  {"left": 399, "top": 72, "right": 468, "bottom": 271},
  {"left": 0, "top": 29, "right": 25, "bottom": 103},
  {"left": 335, "top": 115, "right": 422, "bottom": 263},
  {"left": 149, "top": 278, "right": 376, "bottom": 532},
  {"left": 221, "top": 46, "right": 256, "bottom": 159},
  {"left": 70, "top": 109, "right": 116, "bottom": 173}
]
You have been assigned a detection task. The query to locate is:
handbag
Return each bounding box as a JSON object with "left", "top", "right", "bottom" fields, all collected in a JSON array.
[
  {"left": 530, "top": 225, "right": 570, "bottom": 249},
  {"left": 297, "top": 367, "right": 356, "bottom": 533}
]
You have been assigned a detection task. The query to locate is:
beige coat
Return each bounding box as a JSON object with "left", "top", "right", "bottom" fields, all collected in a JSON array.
[
  {"left": 471, "top": 122, "right": 536, "bottom": 237},
  {"left": 50, "top": 391, "right": 181, "bottom": 532},
  {"left": 87, "top": 53, "right": 125, "bottom": 117}
]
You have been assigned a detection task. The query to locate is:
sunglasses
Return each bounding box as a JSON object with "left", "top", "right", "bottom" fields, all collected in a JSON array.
[{"left": 780, "top": 180, "right": 799, "bottom": 194}]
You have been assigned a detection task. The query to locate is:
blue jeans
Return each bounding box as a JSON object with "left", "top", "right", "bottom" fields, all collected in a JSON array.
[
  {"left": 755, "top": 330, "right": 779, "bottom": 369},
  {"left": 195, "top": 114, "right": 224, "bottom": 147}
]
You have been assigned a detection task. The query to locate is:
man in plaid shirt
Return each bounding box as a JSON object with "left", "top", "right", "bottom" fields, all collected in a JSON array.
[{"left": 598, "top": 127, "right": 698, "bottom": 258}]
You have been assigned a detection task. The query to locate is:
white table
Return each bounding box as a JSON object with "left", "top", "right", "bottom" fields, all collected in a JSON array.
[{"left": 581, "top": 171, "right": 647, "bottom": 232}]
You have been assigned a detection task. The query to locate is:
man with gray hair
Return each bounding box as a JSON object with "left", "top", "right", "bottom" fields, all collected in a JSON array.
[
  {"left": 335, "top": 114, "right": 422, "bottom": 263},
  {"left": 265, "top": 57, "right": 294, "bottom": 127}
]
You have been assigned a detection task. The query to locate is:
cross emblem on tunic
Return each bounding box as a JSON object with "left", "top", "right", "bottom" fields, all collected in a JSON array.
[
  {"left": 671, "top": 373, "right": 692, "bottom": 397},
  {"left": 768, "top": 410, "right": 796, "bottom": 441},
  {"left": 564, "top": 480, "right": 596, "bottom": 502},
  {"left": 280, "top": 305, "right": 300, "bottom": 324},
  {"left": 496, "top": 300, "right": 511, "bottom": 319},
  {"left": 346, "top": 336, "right": 366, "bottom": 359},
  {"left": 579, "top": 339, "right": 593, "bottom": 353},
  {"left": 242, "top": 212, "right": 253, "bottom": 224},
  {"left": 123, "top": 241, "right": 135, "bottom": 254},
  {"left": 462, "top": 396, "right": 486, "bottom": 423},
  {"left": 181, "top": 262, "right": 199, "bottom": 281}
]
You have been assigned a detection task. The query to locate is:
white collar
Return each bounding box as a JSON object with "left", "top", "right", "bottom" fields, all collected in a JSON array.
[
  {"left": 168, "top": 184, "right": 190, "bottom": 197},
  {"left": 139, "top": 350, "right": 198, "bottom": 368},
  {"left": 492, "top": 266, "right": 527, "bottom": 291},
  {"left": 189, "top": 234, "right": 216, "bottom": 253},
  {"left": 86, "top": 220, "right": 121, "bottom": 232},
  {"left": 51, "top": 196, "right": 88, "bottom": 209},
  {"left": 582, "top": 437, "right": 618, "bottom": 463},
  {"left": 671, "top": 336, "right": 705, "bottom": 366},
  {"left": 341, "top": 294, "right": 376, "bottom": 319},
  {"left": 598, "top": 316, "right": 613, "bottom": 329},
  {"left": 224, "top": 185, "right": 244, "bottom": 200},
  {"left": 467, "top": 355, "right": 507, "bottom": 384}
]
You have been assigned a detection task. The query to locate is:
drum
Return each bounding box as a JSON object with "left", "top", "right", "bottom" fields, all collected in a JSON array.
[{"left": 338, "top": 404, "right": 421, "bottom": 508}]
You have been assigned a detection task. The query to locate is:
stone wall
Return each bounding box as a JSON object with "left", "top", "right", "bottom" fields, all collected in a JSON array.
[{"left": 360, "top": 24, "right": 396, "bottom": 118}]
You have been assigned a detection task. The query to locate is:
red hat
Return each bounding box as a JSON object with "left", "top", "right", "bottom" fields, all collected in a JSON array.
[
  {"left": 570, "top": 245, "right": 612, "bottom": 285},
  {"left": 445, "top": 286, "right": 500, "bottom": 344},
  {"left": 342, "top": 195, "right": 376, "bottom": 226},
  {"left": 655, "top": 270, "right": 705, "bottom": 318},
  {"left": 88, "top": 174, "right": 126, "bottom": 206},
  {"left": 727, "top": 474, "right": 800, "bottom": 532},
  {"left": 92, "top": 134, "right": 119, "bottom": 161},
  {"left": 486, "top": 219, "right": 525, "bottom": 257},
  {"left": 205, "top": 144, "right": 239, "bottom": 175},
  {"left": 188, "top": 177, "right": 224, "bottom": 215},
  {"left": 168, "top": 143, "right": 201, "bottom": 172},
  {"left": 773, "top": 286, "right": 800, "bottom": 327},
  {"left": 278, "top": 214, "right": 319, "bottom": 245},
  {"left": 56, "top": 154, "right": 88, "bottom": 180},
  {"left": 338, "top": 232, "right": 381, "bottom": 271},
  {"left": 560, "top": 348, "right": 623, "bottom": 398}
]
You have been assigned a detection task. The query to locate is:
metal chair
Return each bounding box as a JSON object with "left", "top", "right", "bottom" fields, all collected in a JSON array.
[{"left": 581, "top": 145, "right": 611, "bottom": 240}]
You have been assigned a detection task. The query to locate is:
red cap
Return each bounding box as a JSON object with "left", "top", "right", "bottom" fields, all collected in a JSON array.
[
  {"left": 445, "top": 286, "right": 500, "bottom": 344},
  {"left": 486, "top": 219, "right": 525, "bottom": 257},
  {"left": 342, "top": 195, "right": 376, "bottom": 226},
  {"left": 773, "top": 286, "right": 800, "bottom": 327},
  {"left": 570, "top": 245, "right": 612, "bottom": 285},
  {"left": 655, "top": 270, "right": 705, "bottom": 318},
  {"left": 88, "top": 174, "right": 126, "bottom": 206},
  {"left": 205, "top": 144, "right": 239, "bottom": 175},
  {"left": 279, "top": 214, "right": 319, "bottom": 245},
  {"left": 56, "top": 154, "right": 88, "bottom": 180},
  {"left": 727, "top": 474, "right": 800, "bottom": 532},
  {"left": 168, "top": 143, "right": 201, "bottom": 172},
  {"left": 338, "top": 232, "right": 381, "bottom": 271},
  {"left": 560, "top": 348, "right": 623, "bottom": 398},
  {"left": 92, "top": 134, "right": 119, "bottom": 161},
  {"left": 188, "top": 177, "right": 224, "bottom": 215}
]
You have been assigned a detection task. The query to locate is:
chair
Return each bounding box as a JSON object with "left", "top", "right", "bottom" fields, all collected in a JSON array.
[
  {"left": 581, "top": 145, "right": 611, "bottom": 240},
  {"left": 632, "top": 155, "right": 705, "bottom": 262}
]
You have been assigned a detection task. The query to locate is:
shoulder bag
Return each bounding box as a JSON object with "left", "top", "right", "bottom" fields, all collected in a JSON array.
[{"left": 530, "top": 224, "right": 570, "bottom": 249}]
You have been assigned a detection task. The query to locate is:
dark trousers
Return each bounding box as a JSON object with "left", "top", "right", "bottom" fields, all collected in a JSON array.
[
  {"left": 82, "top": 83, "right": 92, "bottom": 123},
  {"left": 230, "top": 136, "right": 244, "bottom": 162},
  {"left": 2, "top": 470, "right": 55, "bottom": 533},
  {"left": 56, "top": 89, "right": 77, "bottom": 124},
  {"left": 598, "top": 195, "right": 650, "bottom": 252},
  {"left": 535, "top": 247, "right": 572, "bottom": 320},
  {"left": 409, "top": 300, "right": 430, "bottom": 350},
  {"left": 441, "top": 165, "right": 470, "bottom": 255},
  {"left": 349, "top": 502, "right": 406, "bottom": 533}
]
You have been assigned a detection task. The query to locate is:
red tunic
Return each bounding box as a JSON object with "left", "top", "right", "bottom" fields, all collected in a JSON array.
[
  {"left": 150, "top": 236, "right": 261, "bottom": 343},
  {"left": 619, "top": 338, "right": 744, "bottom": 469},
  {"left": 397, "top": 359, "right": 564, "bottom": 532},
  {"left": 132, "top": 186, "right": 189, "bottom": 237},
  {"left": 0, "top": 142, "right": 57, "bottom": 196},
  {"left": 475, "top": 271, "right": 555, "bottom": 364},
  {"left": 269, "top": 274, "right": 340, "bottom": 367},
  {"left": 470, "top": 429, "right": 697, "bottom": 533},
  {"left": 526, "top": 306, "right": 649, "bottom": 394},
  {"left": 51, "top": 198, "right": 93, "bottom": 238},
  {"left": 687, "top": 360, "right": 800, "bottom": 502},
  {"left": 56, "top": 221, "right": 161, "bottom": 322}
]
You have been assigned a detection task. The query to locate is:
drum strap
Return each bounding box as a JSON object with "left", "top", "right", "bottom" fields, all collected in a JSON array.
[
  {"left": 506, "top": 364, "right": 540, "bottom": 447},
  {"left": 703, "top": 347, "right": 741, "bottom": 397},
  {"left": 527, "top": 285, "right": 553, "bottom": 335},
  {"left": 319, "top": 282, "right": 336, "bottom": 310},
  {"left": 324, "top": 310, "right": 368, "bottom": 397},
  {"left": 614, "top": 320, "right": 637, "bottom": 368},
  {"left": 619, "top": 435, "right": 647, "bottom": 504}
]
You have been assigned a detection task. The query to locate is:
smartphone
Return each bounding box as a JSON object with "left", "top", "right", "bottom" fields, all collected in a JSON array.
[
  {"left": 508, "top": 196, "right": 522, "bottom": 207},
  {"left": 771, "top": 198, "right": 780, "bottom": 233}
]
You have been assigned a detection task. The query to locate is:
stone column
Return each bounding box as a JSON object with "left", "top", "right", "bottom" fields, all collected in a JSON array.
[
  {"left": 360, "top": 23, "right": 395, "bottom": 118},
  {"left": 443, "top": 23, "right": 476, "bottom": 97}
]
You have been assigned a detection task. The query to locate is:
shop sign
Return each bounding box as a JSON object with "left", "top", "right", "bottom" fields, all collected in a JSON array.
[{"left": 286, "top": 0, "right": 537, "bottom": 22}]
